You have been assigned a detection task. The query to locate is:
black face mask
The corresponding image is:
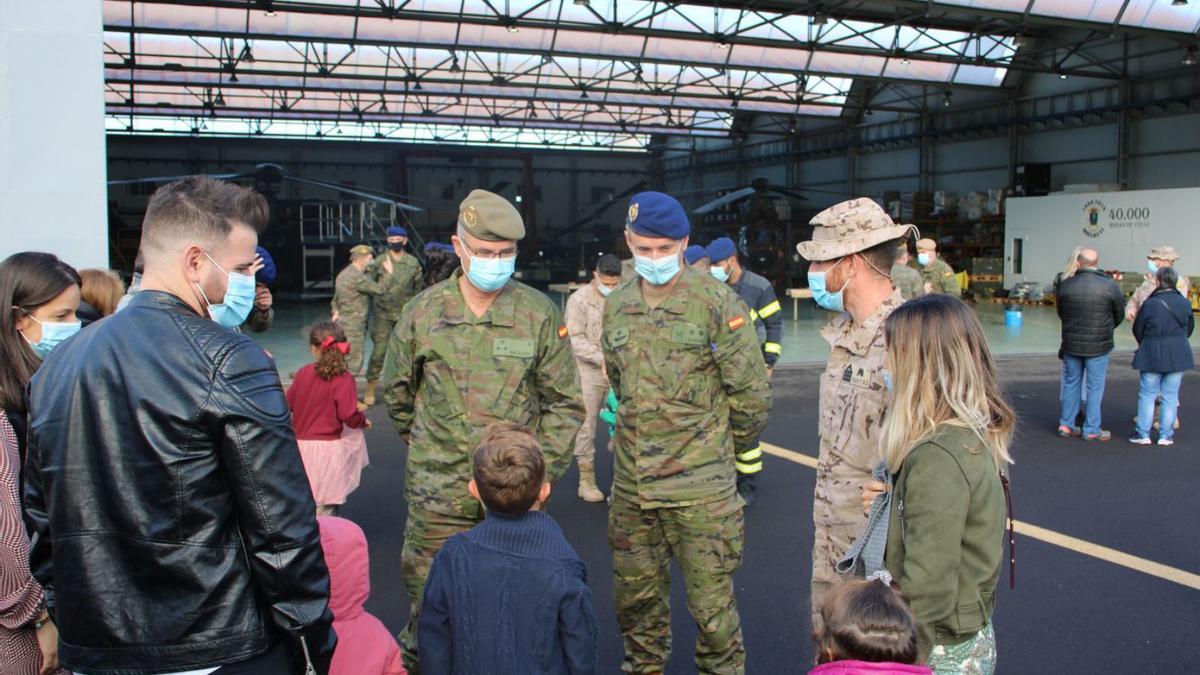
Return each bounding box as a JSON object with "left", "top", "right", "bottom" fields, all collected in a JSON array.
[{"left": 389, "top": 243, "right": 406, "bottom": 252}]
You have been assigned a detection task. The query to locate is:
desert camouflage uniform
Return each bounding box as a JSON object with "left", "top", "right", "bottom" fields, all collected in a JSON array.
[
  {"left": 603, "top": 265, "right": 772, "bottom": 675},
  {"left": 921, "top": 258, "right": 960, "bottom": 295},
  {"left": 565, "top": 281, "right": 609, "bottom": 465},
  {"left": 366, "top": 250, "right": 423, "bottom": 381},
  {"left": 384, "top": 268, "right": 584, "bottom": 671},
  {"left": 891, "top": 263, "right": 924, "bottom": 301},
  {"left": 1127, "top": 274, "right": 1190, "bottom": 320},
  {"left": 812, "top": 289, "right": 901, "bottom": 624},
  {"left": 332, "top": 262, "right": 385, "bottom": 373}
]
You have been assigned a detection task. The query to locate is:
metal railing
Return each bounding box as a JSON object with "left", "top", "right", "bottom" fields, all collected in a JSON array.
[{"left": 299, "top": 200, "right": 398, "bottom": 243}]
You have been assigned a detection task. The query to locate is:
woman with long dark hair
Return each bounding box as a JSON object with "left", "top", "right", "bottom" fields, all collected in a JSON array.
[
  {"left": 1130, "top": 266, "right": 1194, "bottom": 446},
  {"left": 0, "top": 251, "right": 79, "bottom": 674}
]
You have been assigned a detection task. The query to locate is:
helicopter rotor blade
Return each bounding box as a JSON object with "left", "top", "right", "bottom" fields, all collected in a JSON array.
[
  {"left": 280, "top": 176, "right": 424, "bottom": 213},
  {"left": 692, "top": 187, "right": 756, "bottom": 215},
  {"left": 107, "top": 172, "right": 247, "bottom": 186}
]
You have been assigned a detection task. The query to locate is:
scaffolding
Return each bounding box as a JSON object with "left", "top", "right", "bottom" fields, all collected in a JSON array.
[{"left": 299, "top": 200, "right": 399, "bottom": 298}]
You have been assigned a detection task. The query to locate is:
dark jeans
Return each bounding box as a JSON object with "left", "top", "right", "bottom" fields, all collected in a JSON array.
[{"left": 213, "top": 641, "right": 290, "bottom": 674}]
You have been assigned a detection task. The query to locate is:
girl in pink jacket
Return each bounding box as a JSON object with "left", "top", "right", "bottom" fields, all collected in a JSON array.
[
  {"left": 810, "top": 573, "right": 933, "bottom": 675},
  {"left": 318, "top": 516, "right": 407, "bottom": 675}
]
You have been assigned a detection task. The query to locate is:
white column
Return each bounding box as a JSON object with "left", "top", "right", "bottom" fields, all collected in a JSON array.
[{"left": 0, "top": 1, "right": 108, "bottom": 269}]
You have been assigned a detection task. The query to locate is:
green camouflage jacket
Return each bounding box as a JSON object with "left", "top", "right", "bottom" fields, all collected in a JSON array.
[
  {"left": 602, "top": 265, "right": 772, "bottom": 508},
  {"left": 373, "top": 251, "right": 424, "bottom": 321},
  {"left": 331, "top": 264, "right": 385, "bottom": 321},
  {"left": 385, "top": 269, "right": 585, "bottom": 518}
]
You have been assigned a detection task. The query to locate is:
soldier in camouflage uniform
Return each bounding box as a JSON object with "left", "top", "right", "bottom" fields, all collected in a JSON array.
[
  {"left": 332, "top": 244, "right": 390, "bottom": 375},
  {"left": 915, "top": 238, "right": 959, "bottom": 295},
  {"left": 364, "top": 225, "right": 424, "bottom": 406},
  {"left": 1126, "top": 245, "right": 1190, "bottom": 321},
  {"left": 891, "top": 238, "right": 925, "bottom": 301},
  {"left": 797, "top": 198, "right": 915, "bottom": 630},
  {"left": 384, "top": 189, "right": 584, "bottom": 672},
  {"left": 604, "top": 191, "right": 771, "bottom": 675}
]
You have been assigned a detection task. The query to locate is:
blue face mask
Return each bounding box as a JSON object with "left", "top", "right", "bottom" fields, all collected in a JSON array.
[
  {"left": 197, "top": 251, "right": 257, "bottom": 328},
  {"left": 917, "top": 252, "right": 932, "bottom": 267},
  {"left": 466, "top": 255, "right": 516, "bottom": 292},
  {"left": 634, "top": 248, "right": 682, "bottom": 286},
  {"left": 808, "top": 258, "right": 851, "bottom": 313},
  {"left": 22, "top": 315, "right": 81, "bottom": 359},
  {"left": 710, "top": 264, "right": 730, "bottom": 283},
  {"left": 1148, "top": 260, "right": 1159, "bottom": 274}
]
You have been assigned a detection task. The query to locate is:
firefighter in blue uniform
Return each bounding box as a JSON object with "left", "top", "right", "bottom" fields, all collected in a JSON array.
[{"left": 705, "top": 237, "right": 781, "bottom": 506}]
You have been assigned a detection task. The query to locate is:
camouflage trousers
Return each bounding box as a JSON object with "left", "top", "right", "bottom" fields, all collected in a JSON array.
[
  {"left": 398, "top": 505, "right": 481, "bottom": 673},
  {"left": 366, "top": 315, "right": 399, "bottom": 381},
  {"left": 810, "top": 461, "right": 871, "bottom": 630},
  {"left": 571, "top": 367, "right": 608, "bottom": 463},
  {"left": 609, "top": 494, "right": 745, "bottom": 675},
  {"left": 337, "top": 318, "right": 367, "bottom": 374}
]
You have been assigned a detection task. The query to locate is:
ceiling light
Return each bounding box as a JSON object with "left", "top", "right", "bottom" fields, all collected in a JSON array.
[
  {"left": 214, "top": 92, "right": 226, "bottom": 106},
  {"left": 450, "top": 57, "right": 461, "bottom": 72},
  {"left": 1184, "top": 46, "right": 1198, "bottom": 66},
  {"left": 574, "top": 0, "right": 590, "bottom": 5},
  {"left": 1058, "top": 72, "right": 1068, "bottom": 79},
  {"left": 265, "top": 10, "right": 276, "bottom": 17},
  {"left": 239, "top": 45, "right": 255, "bottom": 63},
  {"left": 506, "top": 23, "right": 519, "bottom": 33},
  {"left": 941, "top": 90, "right": 952, "bottom": 107},
  {"left": 900, "top": 56, "right": 910, "bottom": 65},
  {"left": 380, "top": 101, "right": 389, "bottom": 112},
  {"left": 813, "top": 14, "right": 828, "bottom": 26},
  {"left": 1172, "top": 0, "right": 1187, "bottom": 6}
]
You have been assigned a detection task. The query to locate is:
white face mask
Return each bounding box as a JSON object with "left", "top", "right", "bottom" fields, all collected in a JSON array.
[{"left": 597, "top": 284, "right": 614, "bottom": 297}]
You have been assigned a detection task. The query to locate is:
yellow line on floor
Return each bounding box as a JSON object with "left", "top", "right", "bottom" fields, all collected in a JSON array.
[{"left": 759, "top": 442, "right": 1200, "bottom": 592}]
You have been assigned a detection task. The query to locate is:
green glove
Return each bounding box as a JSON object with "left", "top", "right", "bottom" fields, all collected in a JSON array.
[{"left": 598, "top": 388, "right": 618, "bottom": 434}]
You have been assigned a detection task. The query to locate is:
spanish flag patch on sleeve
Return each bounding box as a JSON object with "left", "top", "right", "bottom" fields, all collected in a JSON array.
[
  {"left": 727, "top": 316, "right": 745, "bottom": 331},
  {"left": 558, "top": 325, "right": 569, "bottom": 338}
]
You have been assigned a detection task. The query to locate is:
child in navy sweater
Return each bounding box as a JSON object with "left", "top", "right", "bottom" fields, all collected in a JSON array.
[{"left": 417, "top": 423, "right": 598, "bottom": 675}]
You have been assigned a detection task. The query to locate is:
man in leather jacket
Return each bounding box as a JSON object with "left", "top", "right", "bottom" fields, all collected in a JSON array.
[{"left": 24, "top": 177, "right": 336, "bottom": 675}]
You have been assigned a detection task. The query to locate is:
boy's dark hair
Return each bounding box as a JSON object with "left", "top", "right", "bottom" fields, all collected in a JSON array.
[
  {"left": 472, "top": 423, "right": 546, "bottom": 514},
  {"left": 815, "top": 578, "right": 919, "bottom": 665},
  {"left": 596, "top": 253, "right": 622, "bottom": 277},
  {"left": 1157, "top": 265, "right": 1178, "bottom": 291}
]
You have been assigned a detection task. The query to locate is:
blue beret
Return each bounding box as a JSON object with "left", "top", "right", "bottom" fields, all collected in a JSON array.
[
  {"left": 684, "top": 245, "right": 707, "bottom": 265},
  {"left": 255, "top": 246, "right": 276, "bottom": 285},
  {"left": 386, "top": 225, "right": 408, "bottom": 237},
  {"left": 705, "top": 237, "right": 736, "bottom": 263},
  {"left": 424, "top": 242, "right": 452, "bottom": 253},
  {"left": 625, "top": 191, "right": 689, "bottom": 240}
]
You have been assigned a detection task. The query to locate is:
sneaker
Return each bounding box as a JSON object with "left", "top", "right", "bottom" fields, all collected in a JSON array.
[
  {"left": 1083, "top": 430, "right": 1112, "bottom": 442},
  {"left": 1056, "top": 425, "right": 1082, "bottom": 438},
  {"left": 1157, "top": 437, "right": 1174, "bottom": 446},
  {"left": 1128, "top": 436, "right": 1152, "bottom": 445}
]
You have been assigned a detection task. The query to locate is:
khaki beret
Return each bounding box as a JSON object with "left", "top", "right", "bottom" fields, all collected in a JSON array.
[
  {"left": 797, "top": 198, "right": 912, "bottom": 262},
  {"left": 1148, "top": 246, "right": 1180, "bottom": 262},
  {"left": 349, "top": 244, "right": 374, "bottom": 257},
  {"left": 457, "top": 189, "right": 525, "bottom": 242},
  {"left": 915, "top": 238, "right": 937, "bottom": 252}
]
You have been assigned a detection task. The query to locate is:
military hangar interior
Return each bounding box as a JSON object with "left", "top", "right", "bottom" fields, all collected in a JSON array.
[{"left": 3, "top": 1, "right": 1199, "bottom": 672}]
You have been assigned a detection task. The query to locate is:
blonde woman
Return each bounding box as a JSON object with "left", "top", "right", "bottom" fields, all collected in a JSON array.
[
  {"left": 878, "top": 293, "right": 1014, "bottom": 674},
  {"left": 1052, "top": 246, "right": 1084, "bottom": 294}
]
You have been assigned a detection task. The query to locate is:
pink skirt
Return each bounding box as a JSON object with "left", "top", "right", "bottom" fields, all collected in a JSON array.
[{"left": 297, "top": 427, "right": 369, "bottom": 506}]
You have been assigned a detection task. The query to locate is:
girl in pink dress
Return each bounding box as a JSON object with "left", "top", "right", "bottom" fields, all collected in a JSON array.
[{"left": 286, "top": 322, "right": 371, "bottom": 515}]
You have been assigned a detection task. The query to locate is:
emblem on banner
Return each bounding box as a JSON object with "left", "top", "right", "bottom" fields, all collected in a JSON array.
[{"left": 1082, "top": 199, "right": 1106, "bottom": 238}]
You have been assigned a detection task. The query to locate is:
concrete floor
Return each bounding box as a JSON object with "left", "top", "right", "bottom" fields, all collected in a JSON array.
[
  {"left": 338, "top": 355, "right": 1200, "bottom": 674},
  {"left": 253, "top": 295, "right": 1200, "bottom": 378}
]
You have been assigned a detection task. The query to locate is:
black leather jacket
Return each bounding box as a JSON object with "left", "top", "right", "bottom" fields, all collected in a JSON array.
[
  {"left": 24, "top": 291, "right": 336, "bottom": 674},
  {"left": 1056, "top": 268, "right": 1125, "bottom": 358}
]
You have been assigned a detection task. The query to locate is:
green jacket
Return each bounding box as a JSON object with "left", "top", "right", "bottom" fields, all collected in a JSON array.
[
  {"left": 919, "top": 258, "right": 959, "bottom": 295},
  {"left": 373, "top": 251, "right": 424, "bottom": 321},
  {"left": 331, "top": 264, "right": 385, "bottom": 322},
  {"left": 884, "top": 424, "right": 1006, "bottom": 661},
  {"left": 891, "top": 264, "right": 924, "bottom": 301},
  {"left": 384, "top": 269, "right": 584, "bottom": 519},
  {"left": 602, "top": 266, "right": 772, "bottom": 508}
]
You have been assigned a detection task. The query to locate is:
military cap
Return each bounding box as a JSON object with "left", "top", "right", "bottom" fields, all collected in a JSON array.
[
  {"left": 349, "top": 244, "right": 374, "bottom": 258},
  {"left": 255, "top": 245, "right": 276, "bottom": 285},
  {"left": 457, "top": 189, "right": 525, "bottom": 242},
  {"left": 684, "top": 245, "right": 707, "bottom": 265},
  {"left": 626, "top": 191, "right": 690, "bottom": 240},
  {"left": 386, "top": 225, "right": 408, "bottom": 238},
  {"left": 1148, "top": 246, "right": 1180, "bottom": 262},
  {"left": 705, "top": 237, "right": 737, "bottom": 264},
  {"left": 915, "top": 238, "right": 938, "bottom": 252},
  {"left": 797, "top": 198, "right": 913, "bottom": 262}
]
